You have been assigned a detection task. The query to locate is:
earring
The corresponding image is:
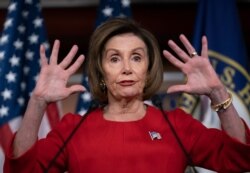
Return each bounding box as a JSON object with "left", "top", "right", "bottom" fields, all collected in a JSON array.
[{"left": 100, "top": 79, "right": 106, "bottom": 92}]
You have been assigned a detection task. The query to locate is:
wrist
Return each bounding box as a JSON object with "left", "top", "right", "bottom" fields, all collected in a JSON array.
[
  {"left": 208, "top": 86, "right": 233, "bottom": 112},
  {"left": 29, "top": 94, "right": 48, "bottom": 110},
  {"left": 208, "top": 86, "right": 229, "bottom": 105},
  {"left": 211, "top": 92, "right": 233, "bottom": 112}
]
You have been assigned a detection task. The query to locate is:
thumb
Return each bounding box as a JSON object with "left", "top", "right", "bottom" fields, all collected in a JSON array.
[
  {"left": 68, "top": 85, "right": 86, "bottom": 95},
  {"left": 167, "top": 84, "right": 188, "bottom": 94}
]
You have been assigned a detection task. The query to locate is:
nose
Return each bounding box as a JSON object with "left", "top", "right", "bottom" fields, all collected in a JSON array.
[{"left": 122, "top": 60, "right": 132, "bottom": 75}]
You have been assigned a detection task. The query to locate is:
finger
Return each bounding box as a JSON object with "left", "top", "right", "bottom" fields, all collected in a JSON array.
[
  {"left": 50, "top": 39, "right": 60, "bottom": 65},
  {"left": 167, "top": 84, "right": 189, "bottom": 94},
  {"left": 201, "top": 36, "right": 208, "bottom": 58},
  {"left": 179, "top": 34, "right": 197, "bottom": 57},
  {"left": 40, "top": 44, "right": 48, "bottom": 67},
  {"left": 68, "top": 85, "right": 86, "bottom": 95},
  {"left": 60, "top": 45, "right": 79, "bottom": 69},
  {"left": 163, "top": 50, "right": 184, "bottom": 69},
  {"left": 168, "top": 40, "right": 189, "bottom": 62},
  {"left": 67, "top": 55, "right": 85, "bottom": 76}
]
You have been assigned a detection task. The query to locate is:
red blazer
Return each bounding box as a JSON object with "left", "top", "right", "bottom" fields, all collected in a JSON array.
[{"left": 4, "top": 105, "right": 250, "bottom": 173}]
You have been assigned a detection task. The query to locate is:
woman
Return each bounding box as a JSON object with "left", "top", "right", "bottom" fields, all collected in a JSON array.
[{"left": 4, "top": 18, "right": 250, "bottom": 173}]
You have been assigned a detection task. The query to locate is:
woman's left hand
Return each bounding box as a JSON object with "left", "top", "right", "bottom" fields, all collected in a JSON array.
[
  {"left": 164, "top": 35, "right": 247, "bottom": 144},
  {"left": 163, "top": 34, "right": 224, "bottom": 96}
]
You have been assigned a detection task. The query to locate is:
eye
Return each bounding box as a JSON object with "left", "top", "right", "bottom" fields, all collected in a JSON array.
[
  {"left": 132, "top": 54, "right": 142, "bottom": 62},
  {"left": 110, "top": 56, "right": 120, "bottom": 63}
]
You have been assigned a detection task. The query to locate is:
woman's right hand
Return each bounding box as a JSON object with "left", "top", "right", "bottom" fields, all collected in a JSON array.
[{"left": 33, "top": 40, "right": 85, "bottom": 104}]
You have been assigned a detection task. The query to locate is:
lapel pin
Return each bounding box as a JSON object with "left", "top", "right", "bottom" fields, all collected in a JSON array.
[{"left": 149, "top": 131, "right": 162, "bottom": 140}]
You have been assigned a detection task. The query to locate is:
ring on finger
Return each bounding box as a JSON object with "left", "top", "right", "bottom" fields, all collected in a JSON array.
[{"left": 190, "top": 51, "right": 198, "bottom": 58}]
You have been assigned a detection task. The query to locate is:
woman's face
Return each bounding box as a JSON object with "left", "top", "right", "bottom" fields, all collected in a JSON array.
[{"left": 102, "top": 33, "right": 149, "bottom": 101}]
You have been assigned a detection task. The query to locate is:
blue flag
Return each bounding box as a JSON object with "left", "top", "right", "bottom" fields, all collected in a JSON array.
[
  {"left": 0, "top": 0, "right": 51, "bottom": 125},
  {"left": 95, "top": 0, "right": 132, "bottom": 27},
  {"left": 0, "top": 0, "right": 60, "bottom": 170},
  {"left": 76, "top": 0, "right": 132, "bottom": 115},
  {"left": 180, "top": 0, "right": 249, "bottom": 127}
]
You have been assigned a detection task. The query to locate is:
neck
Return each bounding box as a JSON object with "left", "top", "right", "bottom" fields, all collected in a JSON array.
[{"left": 103, "top": 99, "right": 146, "bottom": 122}]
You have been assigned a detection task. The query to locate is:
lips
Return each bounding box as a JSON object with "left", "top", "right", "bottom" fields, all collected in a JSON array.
[{"left": 118, "top": 80, "right": 135, "bottom": 86}]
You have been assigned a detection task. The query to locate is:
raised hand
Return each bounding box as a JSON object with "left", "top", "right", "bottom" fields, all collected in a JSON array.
[
  {"left": 163, "top": 34, "right": 224, "bottom": 96},
  {"left": 33, "top": 40, "right": 85, "bottom": 103}
]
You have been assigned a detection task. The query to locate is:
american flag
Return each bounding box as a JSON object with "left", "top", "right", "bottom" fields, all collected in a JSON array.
[
  {"left": 95, "top": 0, "right": 132, "bottom": 26},
  {"left": 0, "top": 0, "right": 60, "bottom": 171},
  {"left": 76, "top": 0, "right": 132, "bottom": 115},
  {"left": 149, "top": 131, "right": 162, "bottom": 140}
]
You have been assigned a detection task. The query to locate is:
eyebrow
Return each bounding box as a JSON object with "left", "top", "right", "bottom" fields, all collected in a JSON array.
[{"left": 105, "top": 47, "right": 146, "bottom": 54}]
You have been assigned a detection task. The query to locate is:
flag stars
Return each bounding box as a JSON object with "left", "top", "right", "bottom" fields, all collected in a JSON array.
[
  {"left": 18, "top": 25, "right": 26, "bottom": 34},
  {"left": 0, "top": 105, "right": 9, "bottom": 117},
  {"left": 13, "top": 39, "right": 24, "bottom": 49},
  {"left": 28, "top": 33, "right": 39, "bottom": 44},
  {"left": 33, "top": 17, "right": 43, "bottom": 28},
  {"left": 78, "top": 108, "right": 87, "bottom": 116},
  {"left": 102, "top": 6, "right": 113, "bottom": 17},
  {"left": 42, "top": 41, "right": 50, "bottom": 50},
  {"left": 22, "top": 11, "right": 29, "bottom": 18},
  {"left": 4, "top": 18, "right": 13, "bottom": 29},
  {"left": 23, "top": 66, "right": 30, "bottom": 75},
  {"left": 36, "top": 3, "right": 42, "bottom": 11},
  {"left": 0, "top": 34, "right": 9, "bottom": 45},
  {"left": 9, "top": 55, "right": 20, "bottom": 67},
  {"left": 0, "top": 0, "right": 56, "bottom": 124},
  {"left": 81, "top": 92, "right": 91, "bottom": 102},
  {"left": 1, "top": 89, "right": 12, "bottom": 100},
  {"left": 5, "top": 71, "right": 16, "bottom": 83},
  {"left": 34, "top": 74, "right": 39, "bottom": 82},
  {"left": 8, "top": 2, "right": 17, "bottom": 12},
  {"left": 0, "top": 51, "right": 5, "bottom": 60},
  {"left": 25, "top": 50, "right": 34, "bottom": 60},
  {"left": 18, "top": 97, "right": 25, "bottom": 106},
  {"left": 28, "top": 91, "right": 33, "bottom": 97},
  {"left": 25, "top": 0, "right": 33, "bottom": 4},
  {"left": 21, "top": 82, "right": 26, "bottom": 91},
  {"left": 118, "top": 13, "right": 126, "bottom": 18},
  {"left": 122, "top": 0, "right": 130, "bottom": 7}
]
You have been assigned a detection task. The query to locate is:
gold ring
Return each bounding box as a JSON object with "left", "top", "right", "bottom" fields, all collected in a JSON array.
[{"left": 190, "top": 51, "right": 198, "bottom": 58}]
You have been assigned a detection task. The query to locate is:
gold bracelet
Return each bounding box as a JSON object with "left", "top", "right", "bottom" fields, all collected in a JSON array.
[{"left": 211, "top": 92, "right": 233, "bottom": 112}]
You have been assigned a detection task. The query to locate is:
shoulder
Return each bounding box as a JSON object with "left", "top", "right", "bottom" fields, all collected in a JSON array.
[
  {"left": 45, "top": 113, "right": 81, "bottom": 140},
  {"left": 52, "top": 113, "right": 82, "bottom": 133},
  {"left": 48, "top": 108, "right": 102, "bottom": 139},
  {"left": 147, "top": 105, "right": 205, "bottom": 130},
  {"left": 168, "top": 108, "right": 205, "bottom": 129},
  {"left": 59, "top": 108, "right": 103, "bottom": 126},
  {"left": 60, "top": 113, "right": 82, "bottom": 126},
  {"left": 147, "top": 105, "right": 194, "bottom": 120},
  {"left": 167, "top": 108, "right": 195, "bottom": 121}
]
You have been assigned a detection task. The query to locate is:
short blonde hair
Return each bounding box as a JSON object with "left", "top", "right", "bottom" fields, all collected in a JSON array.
[{"left": 87, "top": 18, "right": 163, "bottom": 103}]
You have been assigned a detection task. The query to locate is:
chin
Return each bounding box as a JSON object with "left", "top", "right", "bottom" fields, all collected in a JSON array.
[{"left": 120, "top": 91, "right": 142, "bottom": 99}]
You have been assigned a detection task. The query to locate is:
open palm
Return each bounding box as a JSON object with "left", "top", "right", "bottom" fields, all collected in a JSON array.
[
  {"left": 163, "top": 34, "right": 223, "bottom": 96},
  {"left": 33, "top": 40, "right": 85, "bottom": 103}
]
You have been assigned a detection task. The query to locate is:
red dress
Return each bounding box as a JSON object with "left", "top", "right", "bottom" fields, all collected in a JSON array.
[{"left": 4, "top": 105, "right": 250, "bottom": 173}]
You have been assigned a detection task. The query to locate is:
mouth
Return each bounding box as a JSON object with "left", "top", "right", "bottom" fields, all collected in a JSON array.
[{"left": 118, "top": 80, "right": 135, "bottom": 86}]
